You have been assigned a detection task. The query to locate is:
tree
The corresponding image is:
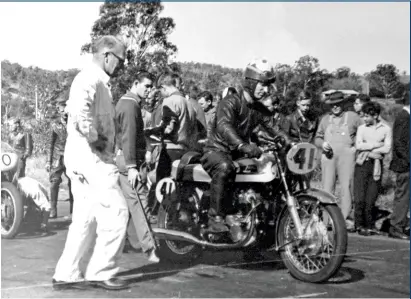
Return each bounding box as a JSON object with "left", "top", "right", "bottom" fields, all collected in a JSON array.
[
  {"left": 367, "top": 64, "right": 402, "bottom": 99},
  {"left": 334, "top": 66, "right": 351, "bottom": 79},
  {"left": 81, "top": 1, "right": 177, "bottom": 101},
  {"left": 274, "top": 63, "right": 294, "bottom": 98}
]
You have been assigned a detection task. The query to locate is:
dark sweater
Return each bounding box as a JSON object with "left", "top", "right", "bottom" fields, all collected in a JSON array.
[{"left": 390, "top": 108, "right": 410, "bottom": 173}]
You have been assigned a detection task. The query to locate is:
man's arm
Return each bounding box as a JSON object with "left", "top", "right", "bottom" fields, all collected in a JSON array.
[
  {"left": 47, "top": 126, "right": 57, "bottom": 166},
  {"left": 314, "top": 115, "right": 327, "bottom": 148},
  {"left": 67, "top": 79, "right": 99, "bottom": 145},
  {"left": 216, "top": 96, "right": 244, "bottom": 148},
  {"left": 371, "top": 125, "right": 392, "bottom": 155},
  {"left": 355, "top": 125, "right": 376, "bottom": 151},
  {"left": 116, "top": 99, "right": 139, "bottom": 169}
]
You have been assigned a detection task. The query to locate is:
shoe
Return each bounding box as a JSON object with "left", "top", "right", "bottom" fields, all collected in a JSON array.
[
  {"left": 207, "top": 216, "right": 229, "bottom": 233},
  {"left": 389, "top": 227, "right": 409, "bottom": 240},
  {"left": 50, "top": 209, "right": 57, "bottom": 219},
  {"left": 368, "top": 227, "right": 382, "bottom": 235},
  {"left": 405, "top": 227, "right": 410, "bottom": 236},
  {"left": 89, "top": 278, "right": 129, "bottom": 290},
  {"left": 147, "top": 249, "right": 160, "bottom": 263},
  {"left": 52, "top": 279, "right": 89, "bottom": 291}
]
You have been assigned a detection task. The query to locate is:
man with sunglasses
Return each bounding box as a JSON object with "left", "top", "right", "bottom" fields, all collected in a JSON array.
[
  {"left": 53, "top": 36, "right": 130, "bottom": 291},
  {"left": 315, "top": 91, "right": 361, "bottom": 229},
  {"left": 200, "top": 59, "right": 290, "bottom": 233}
]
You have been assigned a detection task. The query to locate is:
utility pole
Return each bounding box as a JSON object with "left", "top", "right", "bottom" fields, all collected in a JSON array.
[{"left": 35, "top": 85, "right": 38, "bottom": 120}]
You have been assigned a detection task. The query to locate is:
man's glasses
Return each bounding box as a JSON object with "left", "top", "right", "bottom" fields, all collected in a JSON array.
[{"left": 105, "top": 52, "right": 125, "bottom": 65}]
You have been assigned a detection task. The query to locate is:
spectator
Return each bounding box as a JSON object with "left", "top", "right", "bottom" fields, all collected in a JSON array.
[
  {"left": 46, "top": 98, "right": 73, "bottom": 219},
  {"left": 282, "top": 91, "right": 319, "bottom": 143},
  {"left": 388, "top": 91, "right": 410, "bottom": 240},
  {"left": 222, "top": 86, "right": 238, "bottom": 100},
  {"left": 198, "top": 91, "right": 216, "bottom": 137},
  {"left": 7, "top": 118, "right": 33, "bottom": 178},
  {"left": 53, "top": 35, "right": 129, "bottom": 291},
  {"left": 115, "top": 71, "right": 159, "bottom": 262},
  {"left": 260, "top": 95, "right": 286, "bottom": 131},
  {"left": 354, "top": 102, "right": 391, "bottom": 236},
  {"left": 315, "top": 91, "right": 362, "bottom": 229},
  {"left": 187, "top": 85, "right": 207, "bottom": 143},
  {"left": 17, "top": 177, "right": 51, "bottom": 232},
  {"left": 353, "top": 94, "right": 371, "bottom": 117}
]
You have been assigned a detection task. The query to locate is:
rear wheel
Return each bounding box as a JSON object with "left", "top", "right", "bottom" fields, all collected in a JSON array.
[
  {"left": 1, "top": 182, "right": 24, "bottom": 239},
  {"left": 157, "top": 198, "right": 202, "bottom": 264},
  {"left": 278, "top": 196, "right": 347, "bottom": 283}
]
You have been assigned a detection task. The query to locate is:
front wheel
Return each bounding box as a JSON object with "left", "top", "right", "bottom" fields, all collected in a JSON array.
[
  {"left": 1, "top": 182, "right": 24, "bottom": 239},
  {"left": 278, "top": 196, "right": 347, "bottom": 283}
]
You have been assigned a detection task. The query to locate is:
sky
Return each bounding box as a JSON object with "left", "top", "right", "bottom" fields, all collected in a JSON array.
[{"left": 0, "top": 2, "right": 409, "bottom": 75}]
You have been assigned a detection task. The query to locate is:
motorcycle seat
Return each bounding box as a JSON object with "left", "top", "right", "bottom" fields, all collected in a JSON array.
[{"left": 176, "top": 151, "right": 203, "bottom": 181}]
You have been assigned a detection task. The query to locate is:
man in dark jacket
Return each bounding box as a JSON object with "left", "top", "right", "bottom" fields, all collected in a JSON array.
[
  {"left": 46, "top": 98, "right": 73, "bottom": 218},
  {"left": 201, "top": 59, "right": 289, "bottom": 232},
  {"left": 389, "top": 91, "right": 410, "bottom": 240},
  {"left": 281, "top": 91, "right": 319, "bottom": 143},
  {"left": 8, "top": 118, "right": 33, "bottom": 178},
  {"left": 116, "top": 71, "right": 159, "bottom": 262}
]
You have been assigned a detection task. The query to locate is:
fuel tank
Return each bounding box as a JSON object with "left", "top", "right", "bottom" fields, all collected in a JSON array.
[{"left": 171, "top": 154, "right": 278, "bottom": 183}]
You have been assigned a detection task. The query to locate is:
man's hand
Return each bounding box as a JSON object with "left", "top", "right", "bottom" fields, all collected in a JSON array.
[
  {"left": 128, "top": 168, "right": 141, "bottom": 189},
  {"left": 145, "top": 151, "right": 152, "bottom": 165},
  {"left": 322, "top": 141, "right": 332, "bottom": 152},
  {"left": 45, "top": 163, "right": 51, "bottom": 173},
  {"left": 239, "top": 143, "right": 263, "bottom": 159}
]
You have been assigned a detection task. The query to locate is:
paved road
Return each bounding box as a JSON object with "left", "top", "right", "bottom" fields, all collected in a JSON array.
[{"left": 1, "top": 201, "right": 409, "bottom": 298}]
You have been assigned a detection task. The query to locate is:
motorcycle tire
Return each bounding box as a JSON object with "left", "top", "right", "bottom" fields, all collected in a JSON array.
[
  {"left": 157, "top": 203, "right": 202, "bottom": 264},
  {"left": 1, "top": 181, "right": 24, "bottom": 239},
  {"left": 278, "top": 196, "right": 347, "bottom": 283}
]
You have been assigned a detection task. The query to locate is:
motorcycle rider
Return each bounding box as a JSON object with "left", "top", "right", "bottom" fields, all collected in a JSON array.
[
  {"left": 8, "top": 118, "right": 33, "bottom": 178},
  {"left": 46, "top": 97, "right": 73, "bottom": 219},
  {"left": 201, "top": 59, "right": 290, "bottom": 233}
]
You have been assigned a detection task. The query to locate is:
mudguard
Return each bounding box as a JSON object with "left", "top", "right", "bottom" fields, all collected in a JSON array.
[
  {"left": 293, "top": 187, "right": 338, "bottom": 204},
  {"left": 273, "top": 188, "right": 338, "bottom": 251}
]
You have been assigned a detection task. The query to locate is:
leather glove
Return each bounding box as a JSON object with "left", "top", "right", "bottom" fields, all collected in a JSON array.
[{"left": 239, "top": 143, "right": 263, "bottom": 159}]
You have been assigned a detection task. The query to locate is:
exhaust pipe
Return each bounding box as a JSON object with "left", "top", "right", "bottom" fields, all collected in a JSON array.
[{"left": 152, "top": 227, "right": 256, "bottom": 249}]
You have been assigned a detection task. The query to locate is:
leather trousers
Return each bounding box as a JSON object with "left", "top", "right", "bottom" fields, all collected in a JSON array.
[{"left": 200, "top": 151, "right": 236, "bottom": 217}]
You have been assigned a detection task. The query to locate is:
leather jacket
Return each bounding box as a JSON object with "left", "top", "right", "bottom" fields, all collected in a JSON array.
[
  {"left": 205, "top": 91, "right": 290, "bottom": 154},
  {"left": 8, "top": 131, "right": 33, "bottom": 159},
  {"left": 282, "top": 110, "right": 319, "bottom": 143},
  {"left": 47, "top": 120, "right": 67, "bottom": 166}
]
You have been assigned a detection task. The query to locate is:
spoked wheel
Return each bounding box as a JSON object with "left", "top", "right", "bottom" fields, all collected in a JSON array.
[
  {"left": 157, "top": 197, "right": 202, "bottom": 263},
  {"left": 278, "top": 196, "right": 347, "bottom": 283},
  {"left": 1, "top": 182, "right": 24, "bottom": 239}
]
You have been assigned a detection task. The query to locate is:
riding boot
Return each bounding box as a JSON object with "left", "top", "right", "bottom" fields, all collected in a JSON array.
[
  {"left": 41, "top": 211, "right": 50, "bottom": 232},
  {"left": 50, "top": 183, "right": 59, "bottom": 219}
]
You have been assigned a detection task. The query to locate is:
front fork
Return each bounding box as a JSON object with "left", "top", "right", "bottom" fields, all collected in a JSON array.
[{"left": 275, "top": 153, "right": 304, "bottom": 239}]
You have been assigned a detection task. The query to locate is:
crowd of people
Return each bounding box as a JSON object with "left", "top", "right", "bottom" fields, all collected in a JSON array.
[{"left": 4, "top": 35, "right": 409, "bottom": 291}]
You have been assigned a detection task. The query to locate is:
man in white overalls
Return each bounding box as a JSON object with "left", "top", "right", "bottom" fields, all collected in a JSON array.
[{"left": 315, "top": 91, "right": 362, "bottom": 227}]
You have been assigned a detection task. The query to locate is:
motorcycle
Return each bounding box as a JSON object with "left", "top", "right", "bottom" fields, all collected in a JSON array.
[
  {"left": 146, "top": 131, "right": 348, "bottom": 283},
  {"left": 1, "top": 142, "right": 24, "bottom": 239}
]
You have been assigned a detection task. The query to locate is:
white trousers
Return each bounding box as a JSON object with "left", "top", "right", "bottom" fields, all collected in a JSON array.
[{"left": 53, "top": 161, "right": 129, "bottom": 282}]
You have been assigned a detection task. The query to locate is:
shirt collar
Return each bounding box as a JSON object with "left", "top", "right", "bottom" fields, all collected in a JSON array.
[
  {"left": 404, "top": 106, "right": 410, "bottom": 114},
  {"left": 124, "top": 92, "right": 142, "bottom": 104},
  {"left": 90, "top": 62, "right": 110, "bottom": 85}
]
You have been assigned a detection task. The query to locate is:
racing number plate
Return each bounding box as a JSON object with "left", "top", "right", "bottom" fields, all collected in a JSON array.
[{"left": 286, "top": 143, "right": 319, "bottom": 175}]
